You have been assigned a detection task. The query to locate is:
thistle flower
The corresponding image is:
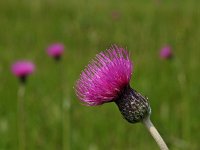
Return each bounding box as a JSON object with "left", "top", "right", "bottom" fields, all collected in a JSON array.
[
  {"left": 47, "top": 43, "right": 64, "bottom": 60},
  {"left": 111, "top": 11, "right": 121, "bottom": 21},
  {"left": 75, "top": 45, "right": 150, "bottom": 123},
  {"left": 75, "top": 45, "right": 169, "bottom": 150},
  {"left": 11, "top": 60, "right": 35, "bottom": 150},
  {"left": 11, "top": 60, "right": 35, "bottom": 83},
  {"left": 160, "top": 46, "right": 173, "bottom": 59},
  {"left": 47, "top": 42, "right": 69, "bottom": 149}
]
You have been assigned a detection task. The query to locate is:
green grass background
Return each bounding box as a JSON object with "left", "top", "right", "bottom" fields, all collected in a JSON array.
[{"left": 0, "top": 0, "right": 200, "bottom": 149}]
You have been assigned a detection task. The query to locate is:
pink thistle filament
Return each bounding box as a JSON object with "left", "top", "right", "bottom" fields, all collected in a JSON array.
[
  {"left": 11, "top": 61, "right": 35, "bottom": 82},
  {"left": 47, "top": 43, "right": 64, "bottom": 60},
  {"left": 159, "top": 46, "right": 173, "bottom": 59},
  {"left": 75, "top": 45, "right": 133, "bottom": 106}
]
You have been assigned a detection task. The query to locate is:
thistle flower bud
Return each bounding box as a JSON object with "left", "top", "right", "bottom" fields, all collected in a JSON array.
[{"left": 115, "top": 85, "right": 151, "bottom": 123}]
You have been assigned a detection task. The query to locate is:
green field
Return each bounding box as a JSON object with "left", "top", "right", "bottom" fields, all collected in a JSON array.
[{"left": 0, "top": 0, "right": 200, "bottom": 149}]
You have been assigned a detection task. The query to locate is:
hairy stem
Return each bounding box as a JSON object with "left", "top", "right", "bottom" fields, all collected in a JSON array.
[{"left": 142, "top": 117, "right": 169, "bottom": 150}]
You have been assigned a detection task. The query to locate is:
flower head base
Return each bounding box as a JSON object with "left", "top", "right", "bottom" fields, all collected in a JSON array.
[
  {"left": 160, "top": 46, "right": 173, "bottom": 59},
  {"left": 75, "top": 45, "right": 151, "bottom": 123},
  {"left": 47, "top": 43, "right": 64, "bottom": 60},
  {"left": 11, "top": 61, "right": 35, "bottom": 83},
  {"left": 115, "top": 85, "right": 151, "bottom": 123}
]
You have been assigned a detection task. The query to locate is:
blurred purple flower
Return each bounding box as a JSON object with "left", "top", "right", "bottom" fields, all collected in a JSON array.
[
  {"left": 111, "top": 11, "right": 121, "bottom": 21},
  {"left": 11, "top": 61, "right": 35, "bottom": 81},
  {"left": 75, "top": 45, "right": 133, "bottom": 106},
  {"left": 160, "top": 46, "right": 173, "bottom": 59},
  {"left": 47, "top": 43, "right": 64, "bottom": 60}
]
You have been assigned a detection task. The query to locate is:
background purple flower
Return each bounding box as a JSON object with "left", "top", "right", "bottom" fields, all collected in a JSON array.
[
  {"left": 11, "top": 60, "right": 35, "bottom": 149},
  {"left": 111, "top": 11, "right": 121, "bottom": 20},
  {"left": 11, "top": 61, "right": 35, "bottom": 78},
  {"left": 75, "top": 45, "right": 133, "bottom": 106},
  {"left": 47, "top": 43, "right": 64, "bottom": 59},
  {"left": 159, "top": 46, "right": 173, "bottom": 59}
]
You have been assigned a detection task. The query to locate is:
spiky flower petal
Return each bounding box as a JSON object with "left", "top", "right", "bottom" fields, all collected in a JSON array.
[{"left": 75, "top": 45, "right": 133, "bottom": 106}]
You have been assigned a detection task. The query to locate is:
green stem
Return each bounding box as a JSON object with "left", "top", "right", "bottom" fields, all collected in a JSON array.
[
  {"left": 17, "top": 83, "right": 26, "bottom": 150},
  {"left": 57, "top": 61, "right": 71, "bottom": 150},
  {"left": 142, "top": 116, "right": 169, "bottom": 150},
  {"left": 65, "top": 95, "right": 71, "bottom": 150}
]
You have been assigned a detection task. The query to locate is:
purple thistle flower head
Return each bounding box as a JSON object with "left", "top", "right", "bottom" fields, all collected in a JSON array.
[
  {"left": 75, "top": 45, "right": 151, "bottom": 123},
  {"left": 75, "top": 45, "right": 133, "bottom": 106},
  {"left": 159, "top": 46, "right": 173, "bottom": 59},
  {"left": 11, "top": 60, "right": 35, "bottom": 83},
  {"left": 47, "top": 43, "right": 64, "bottom": 60}
]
